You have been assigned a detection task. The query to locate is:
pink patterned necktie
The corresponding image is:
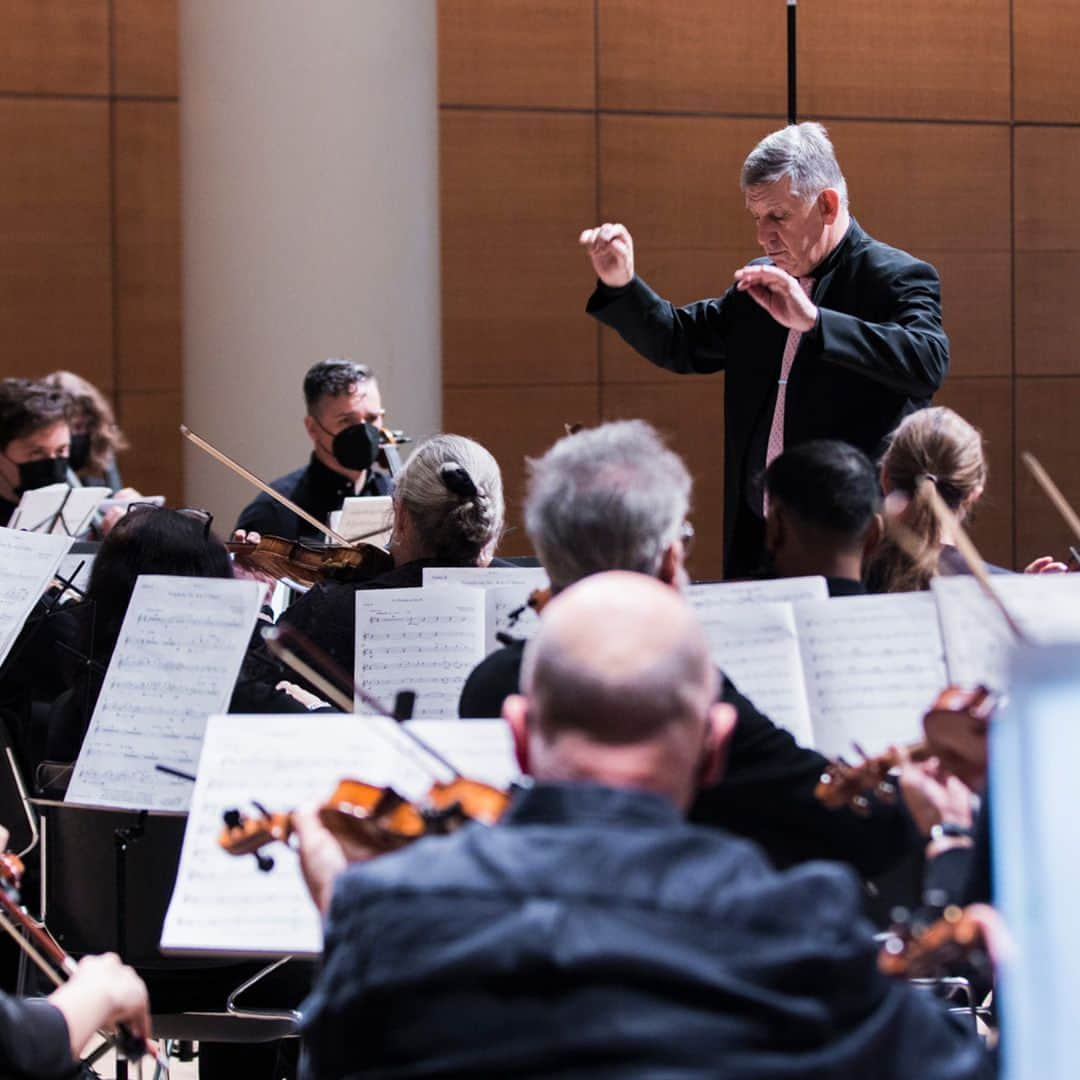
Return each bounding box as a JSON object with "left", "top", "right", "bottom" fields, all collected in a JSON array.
[{"left": 764, "top": 275, "right": 816, "bottom": 475}]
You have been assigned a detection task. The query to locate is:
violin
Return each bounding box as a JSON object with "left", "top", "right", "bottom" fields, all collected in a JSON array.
[
  {"left": 226, "top": 534, "right": 393, "bottom": 589},
  {"left": 815, "top": 684, "right": 996, "bottom": 814},
  {"left": 878, "top": 904, "right": 989, "bottom": 980},
  {"left": 220, "top": 776, "right": 512, "bottom": 871},
  {"left": 0, "top": 851, "right": 161, "bottom": 1066}
]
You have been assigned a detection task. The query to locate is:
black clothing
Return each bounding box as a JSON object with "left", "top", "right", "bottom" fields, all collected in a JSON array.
[
  {"left": 587, "top": 220, "right": 948, "bottom": 577},
  {"left": 826, "top": 575, "right": 867, "bottom": 596},
  {"left": 0, "top": 495, "right": 15, "bottom": 528},
  {"left": 235, "top": 454, "right": 392, "bottom": 541},
  {"left": 924, "top": 800, "right": 992, "bottom": 907},
  {"left": 0, "top": 993, "right": 79, "bottom": 1079},
  {"left": 458, "top": 640, "right": 917, "bottom": 878},
  {"left": 301, "top": 782, "right": 990, "bottom": 1080}
]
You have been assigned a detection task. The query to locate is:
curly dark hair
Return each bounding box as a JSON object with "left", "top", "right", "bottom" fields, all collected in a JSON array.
[
  {"left": 0, "top": 378, "right": 71, "bottom": 451},
  {"left": 302, "top": 358, "right": 374, "bottom": 412}
]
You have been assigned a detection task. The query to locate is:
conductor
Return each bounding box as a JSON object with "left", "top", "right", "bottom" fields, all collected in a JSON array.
[{"left": 581, "top": 122, "right": 948, "bottom": 578}]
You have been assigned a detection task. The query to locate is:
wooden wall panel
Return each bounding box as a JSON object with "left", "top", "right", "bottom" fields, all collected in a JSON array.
[
  {"left": 112, "top": 0, "right": 178, "bottom": 98},
  {"left": 1015, "top": 379, "right": 1080, "bottom": 567},
  {"left": 801, "top": 0, "right": 1010, "bottom": 121},
  {"left": 597, "top": 0, "right": 785, "bottom": 116},
  {"left": 601, "top": 380, "right": 726, "bottom": 581},
  {"left": 114, "top": 101, "right": 181, "bottom": 391},
  {"left": 1015, "top": 127, "right": 1080, "bottom": 376},
  {"left": 1015, "top": 1, "right": 1080, "bottom": 123},
  {"left": 117, "top": 389, "right": 183, "bottom": 505},
  {"left": 830, "top": 122, "right": 1012, "bottom": 378},
  {"left": 0, "top": 100, "right": 113, "bottom": 387},
  {"left": 441, "top": 111, "right": 597, "bottom": 388},
  {"left": 444, "top": 384, "right": 600, "bottom": 557},
  {"left": 598, "top": 114, "right": 778, "bottom": 383},
  {"left": 0, "top": 0, "right": 109, "bottom": 95},
  {"left": 438, "top": 0, "right": 595, "bottom": 109},
  {"left": 934, "top": 377, "right": 1014, "bottom": 569}
]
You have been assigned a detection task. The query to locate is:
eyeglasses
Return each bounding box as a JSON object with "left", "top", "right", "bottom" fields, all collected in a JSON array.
[
  {"left": 124, "top": 502, "right": 214, "bottom": 540},
  {"left": 678, "top": 520, "right": 695, "bottom": 557}
]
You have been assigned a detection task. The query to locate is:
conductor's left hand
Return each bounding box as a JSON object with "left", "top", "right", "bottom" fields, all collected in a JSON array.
[{"left": 734, "top": 264, "right": 818, "bottom": 332}]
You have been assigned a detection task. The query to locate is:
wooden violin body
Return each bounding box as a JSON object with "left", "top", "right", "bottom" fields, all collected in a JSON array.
[
  {"left": 220, "top": 777, "right": 513, "bottom": 870},
  {"left": 878, "top": 905, "right": 988, "bottom": 980},
  {"left": 227, "top": 534, "right": 393, "bottom": 589},
  {"left": 815, "top": 684, "right": 997, "bottom": 814}
]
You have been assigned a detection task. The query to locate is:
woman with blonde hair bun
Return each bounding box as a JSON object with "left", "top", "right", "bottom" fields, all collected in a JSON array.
[{"left": 867, "top": 406, "right": 1061, "bottom": 592}]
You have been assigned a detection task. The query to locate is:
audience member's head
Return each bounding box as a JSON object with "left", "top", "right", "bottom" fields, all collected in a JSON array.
[
  {"left": 391, "top": 434, "right": 504, "bottom": 567},
  {"left": 525, "top": 420, "right": 692, "bottom": 593},
  {"left": 868, "top": 407, "right": 987, "bottom": 592},
  {"left": 302, "top": 358, "right": 384, "bottom": 480},
  {"left": 0, "top": 378, "right": 72, "bottom": 501},
  {"left": 763, "top": 440, "right": 882, "bottom": 582},
  {"left": 86, "top": 505, "right": 233, "bottom": 658},
  {"left": 503, "top": 572, "right": 736, "bottom": 811},
  {"left": 45, "top": 371, "right": 128, "bottom": 481}
]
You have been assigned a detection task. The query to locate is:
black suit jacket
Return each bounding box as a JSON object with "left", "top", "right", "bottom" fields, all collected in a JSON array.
[
  {"left": 301, "top": 783, "right": 991, "bottom": 1080},
  {"left": 459, "top": 640, "right": 918, "bottom": 879},
  {"left": 587, "top": 220, "right": 948, "bottom": 576}
]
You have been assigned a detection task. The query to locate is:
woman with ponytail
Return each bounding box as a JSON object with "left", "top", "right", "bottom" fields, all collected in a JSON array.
[{"left": 276, "top": 433, "right": 506, "bottom": 676}]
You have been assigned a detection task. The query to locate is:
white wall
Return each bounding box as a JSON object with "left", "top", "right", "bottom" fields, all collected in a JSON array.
[{"left": 179, "top": 0, "right": 440, "bottom": 526}]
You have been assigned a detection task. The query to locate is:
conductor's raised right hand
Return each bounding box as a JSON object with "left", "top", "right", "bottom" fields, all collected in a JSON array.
[{"left": 579, "top": 223, "right": 634, "bottom": 288}]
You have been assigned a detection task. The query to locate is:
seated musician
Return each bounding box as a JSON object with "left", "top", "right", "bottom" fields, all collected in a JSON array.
[
  {"left": 45, "top": 371, "right": 131, "bottom": 492},
  {"left": 0, "top": 378, "right": 72, "bottom": 527},
  {"left": 867, "top": 405, "right": 1062, "bottom": 589},
  {"left": 0, "top": 823, "right": 152, "bottom": 1080},
  {"left": 295, "top": 573, "right": 992, "bottom": 1079},
  {"left": 275, "top": 432, "right": 505, "bottom": 679},
  {"left": 45, "top": 504, "right": 310, "bottom": 766},
  {"left": 235, "top": 358, "right": 392, "bottom": 541},
  {"left": 762, "top": 439, "right": 883, "bottom": 595},
  {"left": 459, "top": 420, "right": 917, "bottom": 877}
]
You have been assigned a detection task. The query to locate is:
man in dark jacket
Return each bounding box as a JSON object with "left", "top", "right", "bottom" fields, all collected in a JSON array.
[
  {"left": 581, "top": 122, "right": 948, "bottom": 577},
  {"left": 296, "top": 574, "right": 991, "bottom": 1080},
  {"left": 460, "top": 420, "right": 917, "bottom": 876}
]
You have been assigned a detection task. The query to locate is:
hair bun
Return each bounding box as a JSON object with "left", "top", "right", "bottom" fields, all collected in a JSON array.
[{"left": 439, "top": 461, "right": 478, "bottom": 499}]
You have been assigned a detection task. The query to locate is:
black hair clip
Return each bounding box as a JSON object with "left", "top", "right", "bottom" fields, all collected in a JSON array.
[{"left": 439, "top": 462, "right": 477, "bottom": 499}]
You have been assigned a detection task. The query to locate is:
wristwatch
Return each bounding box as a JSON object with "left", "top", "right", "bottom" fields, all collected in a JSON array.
[{"left": 929, "top": 822, "right": 974, "bottom": 842}]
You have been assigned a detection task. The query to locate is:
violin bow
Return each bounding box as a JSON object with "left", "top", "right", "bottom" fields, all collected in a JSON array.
[
  {"left": 1022, "top": 451, "right": 1080, "bottom": 549},
  {"left": 180, "top": 424, "right": 353, "bottom": 547},
  {"left": 262, "top": 623, "right": 462, "bottom": 780},
  {"left": 918, "top": 478, "right": 1028, "bottom": 644}
]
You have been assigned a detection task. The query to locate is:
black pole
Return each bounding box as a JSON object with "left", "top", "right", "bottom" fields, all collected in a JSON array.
[{"left": 787, "top": 0, "right": 797, "bottom": 125}]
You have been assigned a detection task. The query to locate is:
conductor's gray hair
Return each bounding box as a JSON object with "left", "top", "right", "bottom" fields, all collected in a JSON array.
[
  {"left": 395, "top": 433, "right": 504, "bottom": 565},
  {"left": 741, "top": 122, "right": 849, "bottom": 207},
  {"left": 524, "top": 420, "right": 691, "bottom": 591}
]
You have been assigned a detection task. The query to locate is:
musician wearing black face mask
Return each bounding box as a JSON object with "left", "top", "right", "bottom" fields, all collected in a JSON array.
[
  {"left": 235, "top": 358, "right": 393, "bottom": 541},
  {"left": 0, "top": 379, "right": 72, "bottom": 527}
]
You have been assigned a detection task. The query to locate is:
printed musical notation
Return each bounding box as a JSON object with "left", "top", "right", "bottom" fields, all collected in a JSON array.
[
  {"left": 65, "top": 575, "right": 263, "bottom": 813},
  {"left": 0, "top": 527, "right": 73, "bottom": 669},
  {"left": 160, "top": 713, "right": 519, "bottom": 957},
  {"left": 794, "top": 592, "right": 947, "bottom": 759},
  {"left": 687, "top": 576, "right": 829, "bottom": 610},
  {"left": 933, "top": 575, "right": 1080, "bottom": 693},
  {"left": 355, "top": 587, "right": 489, "bottom": 718}
]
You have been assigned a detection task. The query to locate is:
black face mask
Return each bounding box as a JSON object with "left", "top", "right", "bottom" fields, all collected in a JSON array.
[
  {"left": 329, "top": 422, "right": 382, "bottom": 473},
  {"left": 16, "top": 456, "right": 70, "bottom": 494},
  {"left": 68, "top": 433, "right": 91, "bottom": 473}
]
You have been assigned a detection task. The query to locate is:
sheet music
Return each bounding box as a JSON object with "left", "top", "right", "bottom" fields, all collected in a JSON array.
[
  {"left": 65, "top": 575, "right": 263, "bottom": 812},
  {"left": 332, "top": 495, "right": 393, "bottom": 546},
  {"left": 9, "top": 483, "right": 110, "bottom": 536},
  {"left": 423, "top": 567, "right": 549, "bottom": 651},
  {"left": 161, "top": 713, "right": 520, "bottom": 956},
  {"left": 55, "top": 551, "right": 95, "bottom": 595},
  {"left": 692, "top": 601, "right": 814, "bottom": 748},
  {"left": 355, "top": 587, "right": 487, "bottom": 718},
  {"left": 933, "top": 575, "right": 1080, "bottom": 692},
  {"left": 0, "top": 527, "right": 74, "bottom": 667},
  {"left": 795, "top": 592, "right": 946, "bottom": 759},
  {"left": 687, "top": 576, "right": 829, "bottom": 610}
]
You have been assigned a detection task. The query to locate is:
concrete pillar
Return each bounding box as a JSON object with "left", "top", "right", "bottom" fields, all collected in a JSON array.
[{"left": 179, "top": 0, "right": 440, "bottom": 525}]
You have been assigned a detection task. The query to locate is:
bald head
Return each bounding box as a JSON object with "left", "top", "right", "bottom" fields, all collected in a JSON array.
[
  {"left": 522, "top": 572, "right": 717, "bottom": 742},
  {"left": 508, "top": 573, "right": 732, "bottom": 808}
]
